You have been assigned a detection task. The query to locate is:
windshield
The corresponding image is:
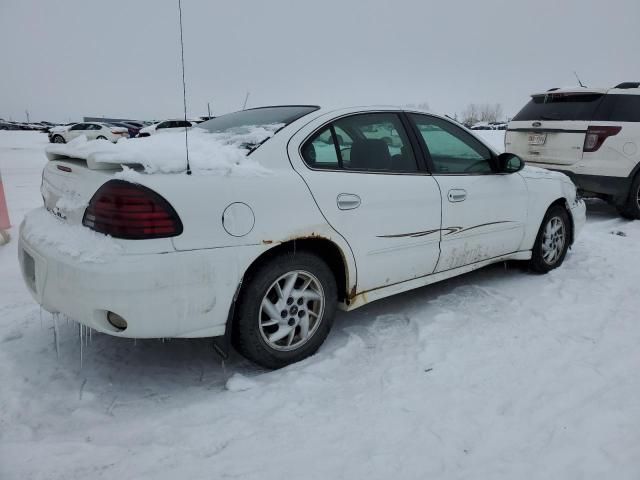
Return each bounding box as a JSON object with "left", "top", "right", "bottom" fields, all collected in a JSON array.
[{"left": 197, "top": 106, "right": 319, "bottom": 134}]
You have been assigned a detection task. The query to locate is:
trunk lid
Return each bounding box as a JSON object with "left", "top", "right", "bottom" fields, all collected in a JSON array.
[{"left": 41, "top": 158, "right": 118, "bottom": 226}]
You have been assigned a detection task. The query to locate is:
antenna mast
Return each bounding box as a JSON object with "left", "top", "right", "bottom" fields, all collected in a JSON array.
[
  {"left": 178, "top": 0, "right": 191, "bottom": 175},
  {"left": 574, "top": 71, "right": 586, "bottom": 88}
]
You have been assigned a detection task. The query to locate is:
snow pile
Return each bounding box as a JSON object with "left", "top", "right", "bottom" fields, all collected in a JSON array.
[
  {"left": 20, "top": 208, "right": 122, "bottom": 263},
  {"left": 45, "top": 125, "right": 283, "bottom": 175}
]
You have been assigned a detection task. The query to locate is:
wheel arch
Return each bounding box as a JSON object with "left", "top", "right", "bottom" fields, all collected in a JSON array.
[{"left": 241, "top": 238, "right": 351, "bottom": 303}]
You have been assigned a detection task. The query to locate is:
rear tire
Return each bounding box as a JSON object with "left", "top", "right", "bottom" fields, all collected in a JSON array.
[
  {"left": 617, "top": 174, "right": 640, "bottom": 220},
  {"left": 96, "top": 135, "right": 108, "bottom": 141},
  {"left": 529, "top": 205, "right": 571, "bottom": 273},
  {"left": 233, "top": 251, "right": 337, "bottom": 369}
]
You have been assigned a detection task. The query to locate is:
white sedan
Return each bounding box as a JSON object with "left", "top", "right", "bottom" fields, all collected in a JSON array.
[
  {"left": 19, "top": 105, "right": 586, "bottom": 368},
  {"left": 136, "top": 119, "right": 193, "bottom": 137},
  {"left": 49, "top": 122, "right": 129, "bottom": 144}
]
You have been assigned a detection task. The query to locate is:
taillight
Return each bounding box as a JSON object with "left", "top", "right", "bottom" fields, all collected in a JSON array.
[
  {"left": 83, "top": 180, "right": 183, "bottom": 239},
  {"left": 583, "top": 126, "right": 621, "bottom": 152}
]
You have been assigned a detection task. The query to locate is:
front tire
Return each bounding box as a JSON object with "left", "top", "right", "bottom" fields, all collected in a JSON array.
[
  {"left": 234, "top": 252, "right": 337, "bottom": 369},
  {"left": 618, "top": 173, "right": 640, "bottom": 220},
  {"left": 52, "top": 135, "right": 65, "bottom": 144},
  {"left": 529, "top": 205, "right": 571, "bottom": 273}
]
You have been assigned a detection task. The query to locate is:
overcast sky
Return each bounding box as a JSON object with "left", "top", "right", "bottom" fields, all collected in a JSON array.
[{"left": 1, "top": 0, "right": 639, "bottom": 123}]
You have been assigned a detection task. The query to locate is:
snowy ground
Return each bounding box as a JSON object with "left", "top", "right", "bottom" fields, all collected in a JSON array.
[{"left": 1, "top": 131, "right": 639, "bottom": 479}]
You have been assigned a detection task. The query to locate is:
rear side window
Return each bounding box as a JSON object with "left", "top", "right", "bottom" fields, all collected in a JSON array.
[
  {"left": 512, "top": 93, "right": 604, "bottom": 121},
  {"left": 593, "top": 94, "right": 640, "bottom": 122},
  {"left": 301, "top": 113, "right": 418, "bottom": 172}
]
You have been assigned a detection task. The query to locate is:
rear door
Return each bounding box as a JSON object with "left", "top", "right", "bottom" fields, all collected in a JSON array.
[
  {"left": 506, "top": 91, "right": 605, "bottom": 166},
  {"left": 289, "top": 111, "right": 442, "bottom": 293}
]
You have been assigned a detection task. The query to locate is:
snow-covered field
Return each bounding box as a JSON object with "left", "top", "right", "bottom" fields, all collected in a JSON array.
[{"left": 1, "top": 131, "right": 639, "bottom": 479}]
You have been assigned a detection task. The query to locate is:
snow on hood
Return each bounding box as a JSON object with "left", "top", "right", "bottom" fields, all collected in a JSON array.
[{"left": 45, "top": 125, "right": 283, "bottom": 175}]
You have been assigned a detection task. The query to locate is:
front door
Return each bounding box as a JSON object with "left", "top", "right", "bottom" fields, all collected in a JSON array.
[
  {"left": 408, "top": 113, "right": 528, "bottom": 272},
  {"left": 289, "top": 111, "right": 442, "bottom": 293}
]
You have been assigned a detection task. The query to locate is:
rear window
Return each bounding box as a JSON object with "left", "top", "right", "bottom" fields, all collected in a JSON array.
[
  {"left": 198, "top": 106, "right": 319, "bottom": 133},
  {"left": 512, "top": 93, "right": 604, "bottom": 121}
]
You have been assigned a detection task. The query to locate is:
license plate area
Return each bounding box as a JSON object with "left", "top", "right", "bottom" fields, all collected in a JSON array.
[{"left": 528, "top": 132, "right": 547, "bottom": 145}]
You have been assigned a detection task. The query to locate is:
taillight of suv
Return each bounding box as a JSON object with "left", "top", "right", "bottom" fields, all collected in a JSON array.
[
  {"left": 583, "top": 126, "right": 622, "bottom": 153},
  {"left": 83, "top": 180, "right": 183, "bottom": 239}
]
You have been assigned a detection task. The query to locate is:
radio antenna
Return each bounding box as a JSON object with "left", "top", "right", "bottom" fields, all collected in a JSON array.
[
  {"left": 178, "top": 0, "right": 191, "bottom": 175},
  {"left": 574, "top": 71, "right": 586, "bottom": 88}
]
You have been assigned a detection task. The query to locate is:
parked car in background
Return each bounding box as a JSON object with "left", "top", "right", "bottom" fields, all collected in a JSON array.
[
  {"left": 19, "top": 105, "right": 585, "bottom": 369},
  {"left": 506, "top": 82, "right": 640, "bottom": 219},
  {"left": 108, "top": 122, "right": 141, "bottom": 138},
  {"left": 471, "top": 122, "right": 507, "bottom": 131},
  {"left": 137, "top": 119, "right": 193, "bottom": 137},
  {"left": 49, "top": 122, "right": 129, "bottom": 144},
  {"left": 47, "top": 124, "right": 74, "bottom": 142}
]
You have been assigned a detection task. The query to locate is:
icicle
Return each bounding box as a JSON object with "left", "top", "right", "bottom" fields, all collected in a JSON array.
[
  {"left": 79, "top": 323, "right": 83, "bottom": 369},
  {"left": 79, "top": 378, "right": 87, "bottom": 401},
  {"left": 52, "top": 313, "right": 60, "bottom": 359}
]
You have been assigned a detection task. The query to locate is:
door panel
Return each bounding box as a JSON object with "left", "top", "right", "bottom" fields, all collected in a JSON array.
[
  {"left": 289, "top": 112, "right": 442, "bottom": 293},
  {"left": 408, "top": 113, "right": 528, "bottom": 271},
  {"left": 433, "top": 174, "right": 527, "bottom": 271}
]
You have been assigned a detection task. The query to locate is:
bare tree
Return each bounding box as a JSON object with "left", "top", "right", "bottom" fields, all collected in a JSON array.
[{"left": 461, "top": 103, "right": 503, "bottom": 125}]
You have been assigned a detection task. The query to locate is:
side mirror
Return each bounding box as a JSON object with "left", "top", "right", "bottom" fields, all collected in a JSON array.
[{"left": 497, "top": 152, "right": 525, "bottom": 173}]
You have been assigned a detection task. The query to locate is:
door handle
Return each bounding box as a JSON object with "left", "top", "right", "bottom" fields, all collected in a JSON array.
[
  {"left": 337, "top": 193, "right": 361, "bottom": 210},
  {"left": 448, "top": 189, "right": 467, "bottom": 202}
]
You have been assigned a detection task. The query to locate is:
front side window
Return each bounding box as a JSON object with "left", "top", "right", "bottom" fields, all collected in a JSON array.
[
  {"left": 409, "top": 114, "right": 493, "bottom": 174},
  {"left": 156, "top": 121, "right": 170, "bottom": 129},
  {"left": 301, "top": 112, "right": 417, "bottom": 172},
  {"left": 69, "top": 123, "right": 86, "bottom": 131}
]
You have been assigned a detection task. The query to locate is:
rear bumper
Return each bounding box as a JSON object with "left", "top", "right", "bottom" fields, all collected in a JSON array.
[{"left": 18, "top": 221, "right": 240, "bottom": 338}]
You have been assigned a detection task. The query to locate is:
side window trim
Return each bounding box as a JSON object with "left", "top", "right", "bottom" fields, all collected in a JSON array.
[
  {"left": 407, "top": 113, "right": 498, "bottom": 175},
  {"left": 329, "top": 125, "right": 343, "bottom": 169},
  {"left": 399, "top": 112, "right": 433, "bottom": 174}
]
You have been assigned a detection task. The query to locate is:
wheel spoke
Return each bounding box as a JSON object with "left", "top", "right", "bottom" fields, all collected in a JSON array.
[
  {"left": 299, "top": 315, "right": 310, "bottom": 339},
  {"left": 274, "top": 281, "right": 284, "bottom": 301},
  {"left": 269, "top": 326, "right": 292, "bottom": 343},
  {"left": 286, "top": 328, "right": 296, "bottom": 346},
  {"left": 261, "top": 318, "right": 278, "bottom": 327},
  {"left": 302, "top": 290, "right": 322, "bottom": 302},
  {"left": 282, "top": 273, "right": 298, "bottom": 299},
  {"left": 261, "top": 298, "right": 281, "bottom": 322}
]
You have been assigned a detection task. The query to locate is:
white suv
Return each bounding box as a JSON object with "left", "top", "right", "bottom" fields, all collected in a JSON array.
[
  {"left": 19, "top": 105, "right": 585, "bottom": 368},
  {"left": 506, "top": 82, "right": 640, "bottom": 218}
]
